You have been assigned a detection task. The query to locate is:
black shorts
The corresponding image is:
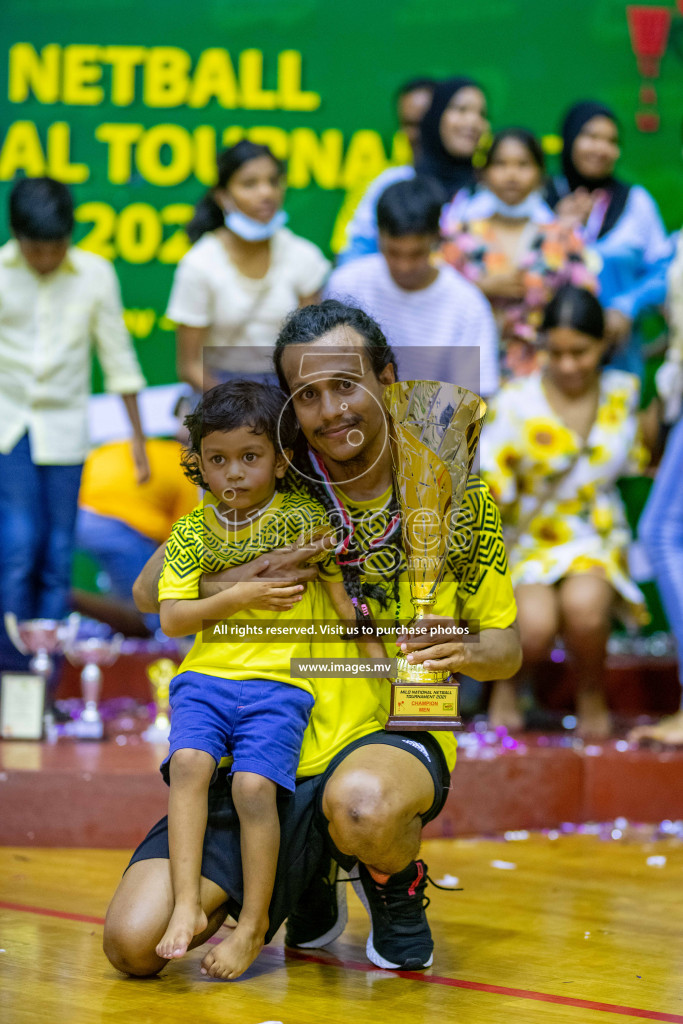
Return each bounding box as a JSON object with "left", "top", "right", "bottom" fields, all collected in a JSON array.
[{"left": 127, "top": 729, "right": 451, "bottom": 942}]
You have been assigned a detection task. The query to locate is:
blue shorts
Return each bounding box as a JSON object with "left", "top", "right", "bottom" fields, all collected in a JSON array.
[{"left": 161, "top": 671, "right": 314, "bottom": 792}]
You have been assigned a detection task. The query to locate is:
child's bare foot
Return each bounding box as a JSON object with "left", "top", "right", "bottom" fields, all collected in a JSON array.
[
  {"left": 576, "top": 690, "right": 612, "bottom": 741},
  {"left": 156, "top": 902, "right": 208, "bottom": 959},
  {"left": 200, "top": 920, "right": 266, "bottom": 980},
  {"left": 488, "top": 679, "right": 524, "bottom": 733}
]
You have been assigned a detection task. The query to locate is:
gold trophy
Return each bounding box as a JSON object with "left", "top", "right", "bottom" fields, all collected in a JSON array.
[
  {"left": 142, "top": 658, "right": 175, "bottom": 742},
  {"left": 382, "top": 381, "right": 486, "bottom": 731}
]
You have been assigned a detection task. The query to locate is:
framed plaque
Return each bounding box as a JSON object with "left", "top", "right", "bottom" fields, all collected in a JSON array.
[{"left": 1, "top": 673, "right": 45, "bottom": 740}]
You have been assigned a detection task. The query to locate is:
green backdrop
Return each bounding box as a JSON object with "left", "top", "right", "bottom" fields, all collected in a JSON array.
[{"left": 2, "top": 0, "right": 683, "bottom": 387}]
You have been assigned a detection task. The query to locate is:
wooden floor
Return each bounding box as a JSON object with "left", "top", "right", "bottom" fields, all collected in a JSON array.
[{"left": 1, "top": 835, "right": 683, "bottom": 1024}]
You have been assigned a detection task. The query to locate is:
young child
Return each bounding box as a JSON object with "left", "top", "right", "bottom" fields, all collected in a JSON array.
[{"left": 155, "top": 380, "right": 385, "bottom": 979}]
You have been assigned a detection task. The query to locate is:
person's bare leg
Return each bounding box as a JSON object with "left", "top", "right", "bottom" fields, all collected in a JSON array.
[
  {"left": 201, "top": 772, "right": 278, "bottom": 980},
  {"left": 628, "top": 710, "right": 683, "bottom": 745},
  {"left": 559, "top": 574, "right": 614, "bottom": 740},
  {"left": 156, "top": 748, "right": 215, "bottom": 959},
  {"left": 321, "top": 744, "right": 435, "bottom": 876},
  {"left": 488, "top": 584, "right": 559, "bottom": 732},
  {"left": 103, "top": 858, "right": 229, "bottom": 976}
]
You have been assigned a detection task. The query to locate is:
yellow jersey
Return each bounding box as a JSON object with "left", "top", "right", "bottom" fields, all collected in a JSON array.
[
  {"left": 295, "top": 474, "right": 517, "bottom": 775},
  {"left": 159, "top": 489, "right": 334, "bottom": 696}
]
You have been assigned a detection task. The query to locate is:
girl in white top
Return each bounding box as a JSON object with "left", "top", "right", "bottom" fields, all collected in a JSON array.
[{"left": 167, "top": 142, "right": 331, "bottom": 391}]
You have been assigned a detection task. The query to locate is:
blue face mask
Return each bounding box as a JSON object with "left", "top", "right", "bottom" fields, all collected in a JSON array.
[{"left": 224, "top": 208, "right": 288, "bottom": 241}]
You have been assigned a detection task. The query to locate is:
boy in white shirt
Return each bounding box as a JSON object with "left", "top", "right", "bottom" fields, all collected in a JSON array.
[
  {"left": 326, "top": 176, "right": 500, "bottom": 397},
  {"left": 0, "top": 177, "right": 147, "bottom": 669}
]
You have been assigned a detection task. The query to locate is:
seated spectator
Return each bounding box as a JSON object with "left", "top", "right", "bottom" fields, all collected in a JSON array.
[
  {"left": 338, "top": 77, "right": 488, "bottom": 265},
  {"left": 325, "top": 176, "right": 499, "bottom": 396},
  {"left": 548, "top": 101, "right": 673, "bottom": 376},
  {"left": 75, "top": 402, "right": 199, "bottom": 635},
  {"left": 481, "top": 286, "right": 654, "bottom": 738},
  {"left": 441, "top": 128, "right": 595, "bottom": 377},
  {"left": 0, "top": 177, "right": 147, "bottom": 672}
]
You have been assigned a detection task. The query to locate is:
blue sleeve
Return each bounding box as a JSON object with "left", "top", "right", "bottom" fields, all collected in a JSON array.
[
  {"left": 609, "top": 256, "right": 671, "bottom": 320},
  {"left": 337, "top": 166, "right": 415, "bottom": 267},
  {"left": 607, "top": 187, "right": 674, "bottom": 319}
]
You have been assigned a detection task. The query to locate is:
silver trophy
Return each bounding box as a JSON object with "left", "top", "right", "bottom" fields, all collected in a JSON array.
[
  {"left": 63, "top": 627, "right": 124, "bottom": 740},
  {"left": 4, "top": 612, "right": 79, "bottom": 678},
  {"left": 3, "top": 613, "right": 80, "bottom": 739}
]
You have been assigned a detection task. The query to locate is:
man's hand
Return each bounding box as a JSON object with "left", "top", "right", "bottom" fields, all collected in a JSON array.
[
  {"left": 396, "top": 617, "right": 522, "bottom": 681},
  {"left": 221, "top": 579, "right": 305, "bottom": 612},
  {"left": 396, "top": 616, "right": 469, "bottom": 674}
]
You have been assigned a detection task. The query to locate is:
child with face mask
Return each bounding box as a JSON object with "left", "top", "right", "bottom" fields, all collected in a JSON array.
[
  {"left": 166, "top": 142, "right": 331, "bottom": 393},
  {"left": 440, "top": 129, "right": 597, "bottom": 378}
]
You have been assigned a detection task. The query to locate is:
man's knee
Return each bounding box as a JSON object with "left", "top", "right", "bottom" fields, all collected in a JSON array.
[{"left": 324, "top": 768, "right": 415, "bottom": 855}]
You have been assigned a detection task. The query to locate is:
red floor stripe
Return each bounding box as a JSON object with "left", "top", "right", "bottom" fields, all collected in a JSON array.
[
  {"left": 2, "top": 900, "right": 681, "bottom": 1023},
  {"left": 0, "top": 901, "right": 106, "bottom": 926},
  {"left": 276, "top": 947, "right": 683, "bottom": 1022}
]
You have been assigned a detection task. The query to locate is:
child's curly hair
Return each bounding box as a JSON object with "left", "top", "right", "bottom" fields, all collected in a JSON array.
[{"left": 181, "top": 380, "right": 298, "bottom": 490}]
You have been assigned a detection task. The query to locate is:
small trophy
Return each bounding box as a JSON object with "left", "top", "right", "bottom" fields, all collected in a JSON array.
[
  {"left": 63, "top": 627, "right": 123, "bottom": 740},
  {"left": 382, "top": 380, "right": 486, "bottom": 731},
  {"left": 142, "top": 658, "right": 175, "bottom": 742},
  {"left": 3, "top": 613, "right": 79, "bottom": 739}
]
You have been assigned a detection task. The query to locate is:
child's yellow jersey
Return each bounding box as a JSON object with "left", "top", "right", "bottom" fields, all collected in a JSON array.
[{"left": 159, "top": 490, "right": 333, "bottom": 696}]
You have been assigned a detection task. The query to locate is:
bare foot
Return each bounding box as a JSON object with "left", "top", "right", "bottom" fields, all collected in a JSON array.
[
  {"left": 488, "top": 679, "right": 524, "bottom": 732},
  {"left": 200, "top": 921, "right": 266, "bottom": 980},
  {"left": 576, "top": 690, "right": 612, "bottom": 741},
  {"left": 627, "top": 710, "right": 683, "bottom": 746},
  {"left": 156, "top": 902, "right": 208, "bottom": 959}
]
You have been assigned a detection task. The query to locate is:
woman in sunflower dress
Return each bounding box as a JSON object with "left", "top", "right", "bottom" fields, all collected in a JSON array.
[
  {"left": 481, "top": 286, "right": 651, "bottom": 738},
  {"left": 440, "top": 129, "right": 596, "bottom": 378}
]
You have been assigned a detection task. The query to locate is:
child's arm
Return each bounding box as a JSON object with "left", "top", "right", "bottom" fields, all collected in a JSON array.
[
  {"left": 160, "top": 580, "right": 305, "bottom": 637},
  {"left": 322, "top": 579, "right": 387, "bottom": 661}
]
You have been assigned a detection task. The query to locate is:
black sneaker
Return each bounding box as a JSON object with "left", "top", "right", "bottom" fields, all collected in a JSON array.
[
  {"left": 350, "top": 860, "right": 433, "bottom": 970},
  {"left": 285, "top": 855, "right": 348, "bottom": 949}
]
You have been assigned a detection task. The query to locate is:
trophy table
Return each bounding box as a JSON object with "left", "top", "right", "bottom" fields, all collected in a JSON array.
[{"left": 382, "top": 380, "right": 486, "bottom": 732}]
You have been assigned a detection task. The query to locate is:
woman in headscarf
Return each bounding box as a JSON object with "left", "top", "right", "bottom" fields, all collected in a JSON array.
[
  {"left": 338, "top": 77, "right": 488, "bottom": 264},
  {"left": 548, "top": 101, "right": 673, "bottom": 374}
]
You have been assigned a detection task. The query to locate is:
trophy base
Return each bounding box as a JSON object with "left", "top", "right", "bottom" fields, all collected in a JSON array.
[
  {"left": 62, "top": 718, "right": 105, "bottom": 741},
  {"left": 385, "top": 714, "right": 463, "bottom": 732},
  {"left": 385, "top": 664, "right": 462, "bottom": 733}
]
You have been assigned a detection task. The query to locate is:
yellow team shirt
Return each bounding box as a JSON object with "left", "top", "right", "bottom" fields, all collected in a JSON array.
[
  {"left": 295, "top": 475, "right": 517, "bottom": 776},
  {"left": 158, "top": 489, "right": 335, "bottom": 697},
  {"left": 79, "top": 439, "right": 199, "bottom": 543}
]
